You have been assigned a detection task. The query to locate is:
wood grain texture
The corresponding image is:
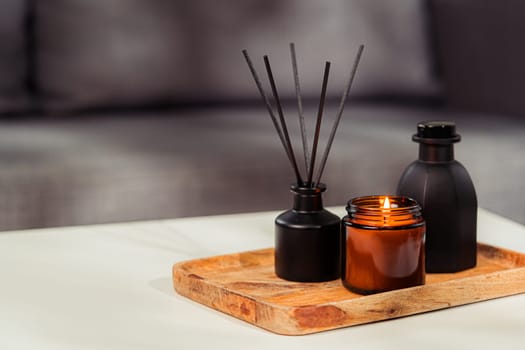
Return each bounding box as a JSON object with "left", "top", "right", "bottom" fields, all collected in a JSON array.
[{"left": 172, "top": 243, "right": 525, "bottom": 335}]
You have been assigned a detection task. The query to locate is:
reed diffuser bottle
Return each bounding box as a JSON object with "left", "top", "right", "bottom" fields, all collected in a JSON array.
[
  {"left": 243, "top": 43, "right": 364, "bottom": 282},
  {"left": 275, "top": 184, "right": 340, "bottom": 282},
  {"left": 397, "top": 121, "right": 477, "bottom": 273}
]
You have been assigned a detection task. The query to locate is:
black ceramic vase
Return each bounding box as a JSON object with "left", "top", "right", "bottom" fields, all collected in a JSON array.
[
  {"left": 274, "top": 184, "right": 341, "bottom": 282},
  {"left": 397, "top": 121, "right": 477, "bottom": 273}
]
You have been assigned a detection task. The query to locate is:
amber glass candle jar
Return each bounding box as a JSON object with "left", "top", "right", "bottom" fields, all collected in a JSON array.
[{"left": 342, "top": 195, "right": 425, "bottom": 295}]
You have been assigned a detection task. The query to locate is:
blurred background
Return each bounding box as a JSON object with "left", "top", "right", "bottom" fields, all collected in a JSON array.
[{"left": 0, "top": 0, "right": 524, "bottom": 231}]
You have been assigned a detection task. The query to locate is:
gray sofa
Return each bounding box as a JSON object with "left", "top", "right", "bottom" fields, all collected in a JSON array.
[{"left": 1, "top": 0, "right": 524, "bottom": 231}]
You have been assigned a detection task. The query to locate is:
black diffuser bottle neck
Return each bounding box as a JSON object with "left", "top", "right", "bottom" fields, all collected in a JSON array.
[
  {"left": 418, "top": 143, "right": 455, "bottom": 162},
  {"left": 291, "top": 184, "right": 326, "bottom": 212},
  {"left": 413, "top": 121, "right": 461, "bottom": 163}
]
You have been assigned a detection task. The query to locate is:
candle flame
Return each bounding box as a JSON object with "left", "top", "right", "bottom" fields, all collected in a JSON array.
[{"left": 383, "top": 196, "right": 391, "bottom": 209}]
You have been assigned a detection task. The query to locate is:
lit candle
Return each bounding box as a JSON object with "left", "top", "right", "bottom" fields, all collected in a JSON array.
[{"left": 342, "top": 195, "right": 425, "bottom": 294}]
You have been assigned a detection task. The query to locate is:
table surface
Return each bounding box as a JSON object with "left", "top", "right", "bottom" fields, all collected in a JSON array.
[{"left": 1, "top": 207, "right": 525, "bottom": 350}]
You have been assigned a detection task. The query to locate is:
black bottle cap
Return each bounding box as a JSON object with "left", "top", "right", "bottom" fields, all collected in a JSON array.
[{"left": 413, "top": 121, "right": 461, "bottom": 144}]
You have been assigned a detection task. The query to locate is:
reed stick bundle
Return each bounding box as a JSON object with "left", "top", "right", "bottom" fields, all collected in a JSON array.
[{"left": 242, "top": 44, "right": 364, "bottom": 188}]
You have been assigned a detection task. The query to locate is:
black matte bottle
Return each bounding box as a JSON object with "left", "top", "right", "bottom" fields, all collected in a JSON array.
[
  {"left": 397, "top": 121, "right": 477, "bottom": 273},
  {"left": 275, "top": 183, "right": 341, "bottom": 282}
]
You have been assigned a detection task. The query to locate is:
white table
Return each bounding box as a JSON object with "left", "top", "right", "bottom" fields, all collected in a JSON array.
[{"left": 1, "top": 208, "right": 525, "bottom": 349}]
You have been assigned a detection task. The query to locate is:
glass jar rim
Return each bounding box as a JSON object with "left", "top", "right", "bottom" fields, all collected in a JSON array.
[
  {"left": 345, "top": 195, "right": 424, "bottom": 228},
  {"left": 346, "top": 195, "right": 421, "bottom": 213}
]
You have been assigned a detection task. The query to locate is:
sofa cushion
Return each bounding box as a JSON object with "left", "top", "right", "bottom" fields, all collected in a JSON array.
[
  {"left": 35, "top": 0, "right": 437, "bottom": 111},
  {"left": 1, "top": 103, "right": 523, "bottom": 230},
  {"left": 431, "top": 0, "right": 525, "bottom": 116},
  {"left": 0, "top": 0, "right": 29, "bottom": 113}
]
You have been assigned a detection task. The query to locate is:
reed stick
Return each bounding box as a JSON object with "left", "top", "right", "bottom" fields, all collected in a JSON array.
[
  {"left": 242, "top": 49, "right": 302, "bottom": 184},
  {"left": 307, "top": 61, "right": 331, "bottom": 186},
  {"left": 314, "top": 44, "right": 364, "bottom": 187},
  {"left": 263, "top": 55, "right": 304, "bottom": 185},
  {"left": 289, "top": 43, "right": 310, "bottom": 177}
]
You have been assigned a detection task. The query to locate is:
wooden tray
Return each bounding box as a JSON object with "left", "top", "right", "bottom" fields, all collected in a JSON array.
[{"left": 172, "top": 243, "right": 525, "bottom": 335}]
